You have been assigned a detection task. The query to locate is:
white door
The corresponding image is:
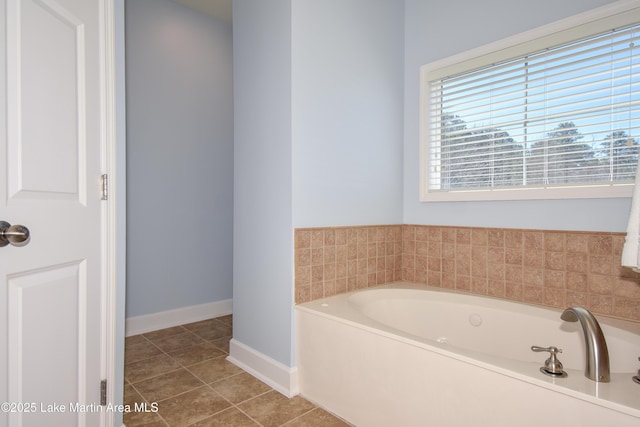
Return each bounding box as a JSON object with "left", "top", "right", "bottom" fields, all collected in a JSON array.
[{"left": 1, "top": 0, "right": 108, "bottom": 426}]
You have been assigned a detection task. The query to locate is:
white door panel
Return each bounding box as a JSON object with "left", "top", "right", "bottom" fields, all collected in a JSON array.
[
  {"left": 11, "top": 0, "right": 83, "bottom": 198},
  {"left": 1, "top": 0, "right": 106, "bottom": 425},
  {"left": 8, "top": 262, "right": 87, "bottom": 426}
]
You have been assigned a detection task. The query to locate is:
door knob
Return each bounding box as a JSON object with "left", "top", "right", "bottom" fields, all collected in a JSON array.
[{"left": 0, "top": 221, "right": 30, "bottom": 247}]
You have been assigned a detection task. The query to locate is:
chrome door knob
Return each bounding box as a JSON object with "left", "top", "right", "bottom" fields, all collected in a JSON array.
[{"left": 0, "top": 221, "right": 30, "bottom": 247}]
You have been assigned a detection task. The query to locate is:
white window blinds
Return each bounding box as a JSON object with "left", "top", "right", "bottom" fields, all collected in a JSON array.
[{"left": 427, "top": 23, "right": 640, "bottom": 194}]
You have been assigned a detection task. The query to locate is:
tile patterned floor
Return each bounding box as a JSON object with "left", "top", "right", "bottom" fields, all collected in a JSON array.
[{"left": 124, "top": 315, "right": 351, "bottom": 427}]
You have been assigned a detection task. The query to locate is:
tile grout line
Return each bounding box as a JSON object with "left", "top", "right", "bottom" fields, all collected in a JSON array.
[
  {"left": 128, "top": 315, "right": 333, "bottom": 427},
  {"left": 229, "top": 401, "right": 265, "bottom": 427},
  {"left": 127, "top": 349, "right": 231, "bottom": 425},
  {"left": 126, "top": 323, "right": 234, "bottom": 426},
  {"left": 127, "top": 321, "right": 232, "bottom": 384},
  {"left": 126, "top": 381, "right": 171, "bottom": 427},
  {"left": 160, "top": 383, "right": 231, "bottom": 426},
  {"left": 279, "top": 406, "right": 319, "bottom": 426},
  {"left": 153, "top": 324, "right": 237, "bottom": 424},
  {"left": 180, "top": 384, "right": 269, "bottom": 427}
]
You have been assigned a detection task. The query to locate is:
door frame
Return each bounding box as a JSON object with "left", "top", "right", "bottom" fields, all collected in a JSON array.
[{"left": 100, "top": 0, "right": 121, "bottom": 425}]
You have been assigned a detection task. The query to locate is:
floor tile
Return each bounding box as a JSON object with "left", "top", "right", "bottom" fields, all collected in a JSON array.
[
  {"left": 237, "top": 391, "right": 316, "bottom": 427},
  {"left": 168, "top": 341, "right": 226, "bottom": 367},
  {"left": 182, "top": 318, "right": 222, "bottom": 331},
  {"left": 209, "top": 337, "right": 230, "bottom": 353},
  {"left": 134, "top": 368, "right": 204, "bottom": 402},
  {"left": 187, "top": 356, "right": 243, "bottom": 383},
  {"left": 157, "top": 386, "right": 231, "bottom": 427},
  {"left": 282, "top": 408, "right": 353, "bottom": 427},
  {"left": 143, "top": 325, "right": 187, "bottom": 341},
  {"left": 188, "top": 322, "right": 232, "bottom": 341},
  {"left": 123, "top": 384, "right": 166, "bottom": 426},
  {"left": 125, "top": 334, "right": 148, "bottom": 347},
  {"left": 125, "top": 353, "right": 182, "bottom": 384},
  {"left": 210, "top": 372, "right": 272, "bottom": 404},
  {"left": 216, "top": 314, "right": 232, "bottom": 325},
  {"left": 123, "top": 412, "right": 167, "bottom": 427},
  {"left": 125, "top": 339, "right": 163, "bottom": 365},
  {"left": 150, "top": 331, "right": 207, "bottom": 353},
  {"left": 123, "top": 384, "right": 141, "bottom": 404},
  {"left": 188, "top": 407, "right": 260, "bottom": 427},
  {"left": 122, "top": 316, "right": 347, "bottom": 427}
]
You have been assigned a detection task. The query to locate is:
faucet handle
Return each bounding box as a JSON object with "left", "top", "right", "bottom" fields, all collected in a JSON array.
[
  {"left": 531, "top": 345, "right": 567, "bottom": 378},
  {"left": 531, "top": 345, "right": 562, "bottom": 355}
]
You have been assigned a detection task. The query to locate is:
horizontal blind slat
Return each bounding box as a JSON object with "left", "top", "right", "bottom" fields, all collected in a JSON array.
[{"left": 427, "top": 22, "right": 640, "bottom": 192}]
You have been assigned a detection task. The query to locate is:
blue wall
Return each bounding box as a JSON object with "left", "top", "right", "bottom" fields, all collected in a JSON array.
[
  {"left": 126, "top": 0, "right": 234, "bottom": 317},
  {"left": 233, "top": 0, "right": 405, "bottom": 367},
  {"left": 291, "top": 0, "right": 404, "bottom": 227},
  {"left": 403, "top": 0, "right": 631, "bottom": 232},
  {"left": 233, "top": 0, "right": 295, "bottom": 366}
]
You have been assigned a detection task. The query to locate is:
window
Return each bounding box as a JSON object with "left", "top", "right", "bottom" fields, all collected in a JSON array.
[{"left": 420, "top": 3, "right": 640, "bottom": 201}]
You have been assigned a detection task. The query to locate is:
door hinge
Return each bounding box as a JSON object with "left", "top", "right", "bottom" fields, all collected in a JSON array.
[
  {"left": 101, "top": 174, "right": 108, "bottom": 200},
  {"left": 100, "top": 379, "right": 107, "bottom": 406}
]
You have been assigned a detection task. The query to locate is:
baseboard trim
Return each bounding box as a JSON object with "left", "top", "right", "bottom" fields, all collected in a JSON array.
[
  {"left": 125, "top": 299, "right": 232, "bottom": 336},
  {"left": 227, "top": 338, "right": 299, "bottom": 398}
]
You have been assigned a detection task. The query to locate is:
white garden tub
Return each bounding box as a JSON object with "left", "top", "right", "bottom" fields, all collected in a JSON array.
[{"left": 296, "top": 282, "right": 640, "bottom": 427}]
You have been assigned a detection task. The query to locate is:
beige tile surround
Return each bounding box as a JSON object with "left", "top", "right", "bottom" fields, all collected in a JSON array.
[
  {"left": 295, "top": 226, "right": 403, "bottom": 304},
  {"left": 295, "top": 225, "right": 640, "bottom": 323}
]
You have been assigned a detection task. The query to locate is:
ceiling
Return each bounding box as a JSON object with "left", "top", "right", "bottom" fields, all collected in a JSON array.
[{"left": 174, "top": 0, "right": 232, "bottom": 23}]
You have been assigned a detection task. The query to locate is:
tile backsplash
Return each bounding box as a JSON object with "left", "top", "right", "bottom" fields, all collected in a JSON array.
[
  {"left": 294, "top": 225, "right": 640, "bottom": 323},
  {"left": 294, "top": 226, "right": 403, "bottom": 304}
]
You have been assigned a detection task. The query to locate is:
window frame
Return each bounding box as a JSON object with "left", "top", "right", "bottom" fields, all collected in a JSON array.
[{"left": 419, "top": 0, "right": 640, "bottom": 202}]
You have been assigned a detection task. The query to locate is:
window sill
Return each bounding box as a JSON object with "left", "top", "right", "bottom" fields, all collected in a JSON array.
[{"left": 420, "top": 183, "right": 634, "bottom": 202}]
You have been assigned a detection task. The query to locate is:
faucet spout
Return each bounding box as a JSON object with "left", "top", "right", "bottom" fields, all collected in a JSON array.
[{"left": 561, "top": 306, "right": 610, "bottom": 382}]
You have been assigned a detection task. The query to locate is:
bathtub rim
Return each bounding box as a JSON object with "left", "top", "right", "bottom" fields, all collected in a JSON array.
[{"left": 295, "top": 281, "right": 640, "bottom": 419}]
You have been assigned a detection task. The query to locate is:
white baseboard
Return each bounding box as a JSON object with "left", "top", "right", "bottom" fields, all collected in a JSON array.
[
  {"left": 227, "top": 338, "right": 299, "bottom": 398},
  {"left": 125, "top": 299, "right": 232, "bottom": 336}
]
